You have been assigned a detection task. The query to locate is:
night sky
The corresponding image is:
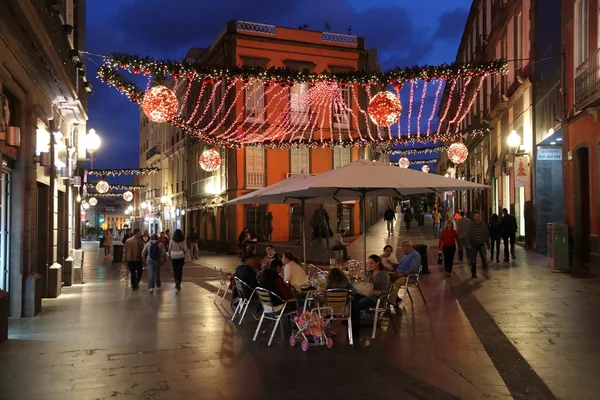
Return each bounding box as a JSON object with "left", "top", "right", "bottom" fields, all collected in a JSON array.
[{"left": 85, "top": 0, "right": 472, "bottom": 182}]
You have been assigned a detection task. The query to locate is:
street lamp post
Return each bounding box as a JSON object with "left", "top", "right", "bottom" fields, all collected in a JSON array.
[{"left": 84, "top": 128, "right": 101, "bottom": 169}]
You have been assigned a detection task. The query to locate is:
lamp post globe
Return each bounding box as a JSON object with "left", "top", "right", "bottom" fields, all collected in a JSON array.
[
  {"left": 507, "top": 130, "right": 521, "bottom": 149},
  {"left": 85, "top": 129, "right": 101, "bottom": 152}
]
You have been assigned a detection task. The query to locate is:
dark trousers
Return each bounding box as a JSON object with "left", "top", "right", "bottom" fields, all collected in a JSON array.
[
  {"left": 405, "top": 220, "right": 411, "bottom": 230},
  {"left": 503, "top": 234, "right": 516, "bottom": 261},
  {"left": 351, "top": 294, "right": 376, "bottom": 340},
  {"left": 128, "top": 261, "right": 143, "bottom": 288},
  {"left": 491, "top": 237, "right": 501, "bottom": 261},
  {"left": 442, "top": 245, "right": 456, "bottom": 273},
  {"left": 331, "top": 244, "right": 348, "bottom": 259},
  {"left": 469, "top": 244, "right": 488, "bottom": 277},
  {"left": 172, "top": 258, "right": 185, "bottom": 285}
]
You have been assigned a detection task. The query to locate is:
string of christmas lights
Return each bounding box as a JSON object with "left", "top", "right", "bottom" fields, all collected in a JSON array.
[
  {"left": 85, "top": 184, "right": 144, "bottom": 191},
  {"left": 86, "top": 168, "right": 160, "bottom": 176},
  {"left": 388, "top": 146, "right": 448, "bottom": 155},
  {"left": 390, "top": 158, "right": 438, "bottom": 166},
  {"left": 83, "top": 192, "right": 133, "bottom": 198}
]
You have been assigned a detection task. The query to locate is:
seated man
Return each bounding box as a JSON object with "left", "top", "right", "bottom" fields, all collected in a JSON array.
[
  {"left": 258, "top": 259, "right": 296, "bottom": 314},
  {"left": 261, "top": 244, "right": 280, "bottom": 270},
  {"left": 389, "top": 241, "right": 421, "bottom": 306},
  {"left": 330, "top": 230, "right": 349, "bottom": 260},
  {"left": 381, "top": 245, "right": 398, "bottom": 272},
  {"left": 232, "top": 253, "right": 258, "bottom": 307}
]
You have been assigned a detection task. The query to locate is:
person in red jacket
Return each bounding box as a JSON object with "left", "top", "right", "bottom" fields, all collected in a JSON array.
[{"left": 438, "top": 220, "right": 461, "bottom": 277}]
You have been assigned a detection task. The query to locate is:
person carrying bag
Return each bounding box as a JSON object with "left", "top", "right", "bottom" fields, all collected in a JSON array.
[{"left": 168, "top": 229, "right": 188, "bottom": 293}]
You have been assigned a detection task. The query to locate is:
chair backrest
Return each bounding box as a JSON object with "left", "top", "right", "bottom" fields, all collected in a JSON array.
[
  {"left": 215, "top": 266, "right": 227, "bottom": 285},
  {"left": 384, "top": 282, "right": 396, "bottom": 307},
  {"left": 409, "top": 265, "right": 423, "bottom": 284},
  {"left": 255, "top": 287, "right": 286, "bottom": 309},
  {"left": 324, "top": 289, "right": 352, "bottom": 316},
  {"left": 233, "top": 276, "right": 254, "bottom": 300}
]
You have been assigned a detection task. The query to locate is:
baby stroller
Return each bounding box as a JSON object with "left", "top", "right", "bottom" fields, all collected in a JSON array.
[{"left": 289, "top": 308, "right": 334, "bottom": 352}]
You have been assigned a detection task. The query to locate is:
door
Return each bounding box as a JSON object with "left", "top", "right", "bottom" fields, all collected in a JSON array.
[
  {"left": 0, "top": 172, "right": 10, "bottom": 292},
  {"left": 244, "top": 205, "right": 266, "bottom": 241},
  {"left": 290, "top": 205, "right": 303, "bottom": 242}
]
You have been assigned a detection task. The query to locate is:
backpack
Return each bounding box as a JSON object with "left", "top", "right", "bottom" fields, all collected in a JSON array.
[{"left": 149, "top": 242, "right": 161, "bottom": 260}]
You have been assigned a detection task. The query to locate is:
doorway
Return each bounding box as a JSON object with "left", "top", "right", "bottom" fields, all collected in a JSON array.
[
  {"left": 37, "top": 183, "right": 50, "bottom": 297},
  {"left": 0, "top": 172, "right": 10, "bottom": 292},
  {"left": 573, "top": 146, "right": 591, "bottom": 266}
]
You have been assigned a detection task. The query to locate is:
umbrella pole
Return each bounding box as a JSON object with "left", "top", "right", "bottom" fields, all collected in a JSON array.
[
  {"left": 301, "top": 198, "right": 307, "bottom": 270},
  {"left": 361, "top": 189, "right": 367, "bottom": 276}
]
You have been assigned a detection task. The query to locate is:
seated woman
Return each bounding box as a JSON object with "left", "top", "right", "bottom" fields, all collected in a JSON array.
[
  {"left": 351, "top": 254, "right": 390, "bottom": 342},
  {"left": 380, "top": 245, "right": 398, "bottom": 272},
  {"left": 324, "top": 267, "right": 354, "bottom": 291},
  {"left": 282, "top": 251, "right": 309, "bottom": 290}
]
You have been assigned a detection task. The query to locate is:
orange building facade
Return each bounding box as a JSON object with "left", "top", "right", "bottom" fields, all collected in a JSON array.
[
  {"left": 182, "top": 21, "right": 385, "bottom": 254},
  {"left": 563, "top": 0, "right": 600, "bottom": 271}
]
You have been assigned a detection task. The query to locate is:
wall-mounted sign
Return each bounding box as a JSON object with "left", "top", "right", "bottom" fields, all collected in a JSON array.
[
  {"left": 515, "top": 156, "right": 529, "bottom": 188},
  {"left": 537, "top": 147, "right": 562, "bottom": 161}
]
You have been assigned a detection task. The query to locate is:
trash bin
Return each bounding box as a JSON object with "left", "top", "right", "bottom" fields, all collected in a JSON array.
[
  {"left": 112, "top": 243, "right": 124, "bottom": 263},
  {"left": 413, "top": 244, "right": 430, "bottom": 274}
]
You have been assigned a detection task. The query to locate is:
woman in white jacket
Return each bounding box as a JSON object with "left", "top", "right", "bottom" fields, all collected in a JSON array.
[{"left": 168, "top": 229, "right": 188, "bottom": 292}]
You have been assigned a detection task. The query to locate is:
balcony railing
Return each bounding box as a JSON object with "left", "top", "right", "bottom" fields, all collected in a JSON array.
[
  {"left": 146, "top": 144, "right": 160, "bottom": 161},
  {"left": 246, "top": 172, "right": 265, "bottom": 189},
  {"left": 575, "top": 48, "right": 600, "bottom": 106}
]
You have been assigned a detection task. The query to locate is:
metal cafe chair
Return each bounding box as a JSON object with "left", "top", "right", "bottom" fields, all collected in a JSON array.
[
  {"left": 231, "top": 277, "right": 256, "bottom": 325},
  {"left": 214, "top": 266, "right": 231, "bottom": 305},
  {"left": 253, "top": 288, "right": 297, "bottom": 346},
  {"left": 367, "top": 282, "right": 398, "bottom": 339},
  {"left": 401, "top": 265, "right": 427, "bottom": 307},
  {"left": 322, "top": 289, "right": 354, "bottom": 345}
]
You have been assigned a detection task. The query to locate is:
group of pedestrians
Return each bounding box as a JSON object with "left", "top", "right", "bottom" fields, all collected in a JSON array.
[
  {"left": 123, "top": 228, "right": 190, "bottom": 292},
  {"left": 438, "top": 208, "right": 518, "bottom": 279},
  {"left": 383, "top": 205, "right": 413, "bottom": 235}
]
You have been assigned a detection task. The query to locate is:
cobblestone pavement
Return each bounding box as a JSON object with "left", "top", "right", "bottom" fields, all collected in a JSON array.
[{"left": 1, "top": 218, "right": 598, "bottom": 399}]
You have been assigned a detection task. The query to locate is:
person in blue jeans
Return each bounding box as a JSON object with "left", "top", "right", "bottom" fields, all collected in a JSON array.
[
  {"left": 466, "top": 212, "right": 490, "bottom": 279},
  {"left": 142, "top": 233, "right": 166, "bottom": 293}
]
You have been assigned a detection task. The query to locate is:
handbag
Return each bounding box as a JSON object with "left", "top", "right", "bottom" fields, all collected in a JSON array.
[
  {"left": 353, "top": 281, "right": 374, "bottom": 297},
  {"left": 170, "top": 241, "right": 186, "bottom": 259}
]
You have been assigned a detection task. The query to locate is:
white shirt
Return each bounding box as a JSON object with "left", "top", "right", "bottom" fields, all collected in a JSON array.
[
  {"left": 381, "top": 253, "right": 398, "bottom": 271},
  {"left": 283, "top": 261, "right": 309, "bottom": 289}
]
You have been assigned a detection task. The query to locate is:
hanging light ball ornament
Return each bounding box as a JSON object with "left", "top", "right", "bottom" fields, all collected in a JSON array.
[
  {"left": 398, "top": 157, "right": 410, "bottom": 168},
  {"left": 447, "top": 142, "right": 469, "bottom": 164},
  {"left": 82, "top": 202, "right": 90, "bottom": 210},
  {"left": 141, "top": 85, "right": 179, "bottom": 122},
  {"left": 96, "top": 177, "right": 110, "bottom": 194},
  {"left": 88, "top": 197, "right": 98, "bottom": 207},
  {"left": 199, "top": 149, "right": 222, "bottom": 172},
  {"left": 123, "top": 191, "right": 134, "bottom": 202},
  {"left": 422, "top": 165, "right": 430, "bottom": 173},
  {"left": 367, "top": 91, "right": 403, "bottom": 127}
]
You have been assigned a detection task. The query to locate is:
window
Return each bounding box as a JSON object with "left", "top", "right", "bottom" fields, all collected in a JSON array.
[
  {"left": 333, "top": 146, "right": 351, "bottom": 169},
  {"left": 246, "top": 147, "right": 265, "bottom": 188},
  {"left": 290, "top": 83, "right": 309, "bottom": 125},
  {"left": 333, "top": 86, "right": 350, "bottom": 129},
  {"left": 575, "top": 0, "right": 590, "bottom": 67},
  {"left": 290, "top": 148, "right": 309, "bottom": 175},
  {"left": 515, "top": 11, "right": 523, "bottom": 73},
  {"left": 245, "top": 80, "right": 265, "bottom": 122}
]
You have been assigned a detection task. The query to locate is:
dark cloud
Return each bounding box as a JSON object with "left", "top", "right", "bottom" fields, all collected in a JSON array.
[{"left": 432, "top": 8, "right": 470, "bottom": 41}]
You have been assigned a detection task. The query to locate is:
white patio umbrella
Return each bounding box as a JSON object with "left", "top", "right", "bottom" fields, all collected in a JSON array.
[
  {"left": 266, "top": 159, "right": 490, "bottom": 268},
  {"left": 225, "top": 176, "right": 347, "bottom": 265}
]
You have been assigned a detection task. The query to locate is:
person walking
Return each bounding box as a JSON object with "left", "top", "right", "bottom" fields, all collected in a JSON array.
[
  {"left": 124, "top": 228, "right": 145, "bottom": 290},
  {"left": 384, "top": 206, "right": 396, "bottom": 235},
  {"left": 142, "top": 230, "right": 150, "bottom": 244},
  {"left": 403, "top": 208, "right": 413, "bottom": 231},
  {"left": 466, "top": 212, "right": 490, "bottom": 279},
  {"left": 438, "top": 220, "right": 460, "bottom": 277},
  {"left": 103, "top": 228, "right": 113, "bottom": 259},
  {"left": 142, "top": 233, "right": 166, "bottom": 293},
  {"left": 488, "top": 214, "right": 502, "bottom": 263},
  {"left": 188, "top": 228, "right": 200, "bottom": 260},
  {"left": 455, "top": 211, "right": 472, "bottom": 263},
  {"left": 432, "top": 208, "right": 442, "bottom": 238},
  {"left": 168, "top": 229, "right": 188, "bottom": 292},
  {"left": 122, "top": 229, "right": 132, "bottom": 245},
  {"left": 501, "top": 208, "right": 517, "bottom": 262}
]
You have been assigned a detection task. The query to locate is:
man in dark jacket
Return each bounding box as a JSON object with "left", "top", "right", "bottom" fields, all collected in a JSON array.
[
  {"left": 384, "top": 206, "right": 396, "bottom": 235},
  {"left": 467, "top": 212, "right": 490, "bottom": 279},
  {"left": 501, "top": 208, "right": 518, "bottom": 262},
  {"left": 232, "top": 253, "right": 258, "bottom": 304},
  {"left": 259, "top": 259, "right": 293, "bottom": 308}
]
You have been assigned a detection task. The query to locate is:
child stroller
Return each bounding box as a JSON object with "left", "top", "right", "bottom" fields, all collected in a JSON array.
[{"left": 289, "top": 308, "right": 334, "bottom": 352}]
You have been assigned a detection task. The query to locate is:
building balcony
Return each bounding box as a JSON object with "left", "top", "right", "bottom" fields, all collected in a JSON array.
[
  {"left": 146, "top": 144, "right": 161, "bottom": 161},
  {"left": 246, "top": 172, "right": 264, "bottom": 189},
  {"left": 490, "top": 83, "right": 508, "bottom": 115},
  {"left": 575, "top": 48, "right": 600, "bottom": 108}
]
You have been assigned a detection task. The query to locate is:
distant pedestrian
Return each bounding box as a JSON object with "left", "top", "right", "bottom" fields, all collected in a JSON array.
[
  {"left": 384, "top": 206, "right": 396, "bottom": 235},
  {"left": 124, "top": 228, "right": 145, "bottom": 290},
  {"left": 165, "top": 229, "right": 171, "bottom": 249},
  {"left": 455, "top": 211, "right": 472, "bottom": 263},
  {"left": 488, "top": 214, "right": 502, "bottom": 263},
  {"left": 168, "top": 229, "right": 188, "bottom": 292},
  {"left": 501, "top": 208, "right": 517, "bottom": 262},
  {"left": 142, "top": 233, "right": 166, "bottom": 292},
  {"left": 403, "top": 208, "right": 413, "bottom": 231},
  {"left": 142, "top": 230, "right": 150, "bottom": 244},
  {"left": 188, "top": 228, "right": 199, "bottom": 260},
  {"left": 467, "top": 212, "right": 490, "bottom": 279},
  {"left": 432, "top": 209, "right": 442, "bottom": 238},
  {"left": 103, "top": 229, "right": 113, "bottom": 259},
  {"left": 438, "top": 220, "right": 460, "bottom": 277},
  {"left": 122, "top": 228, "right": 132, "bottom": 245}
]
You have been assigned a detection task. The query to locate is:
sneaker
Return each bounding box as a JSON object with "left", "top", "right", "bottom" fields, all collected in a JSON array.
[
  {"left": 253, "top": 313, "right": 261, "bottom": 321},
  {"left": 471, "top": 275, "right": 478, "bottom": 279},
  {"left": 149, "top": 288, "right": 153, "bottom": 293}
]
